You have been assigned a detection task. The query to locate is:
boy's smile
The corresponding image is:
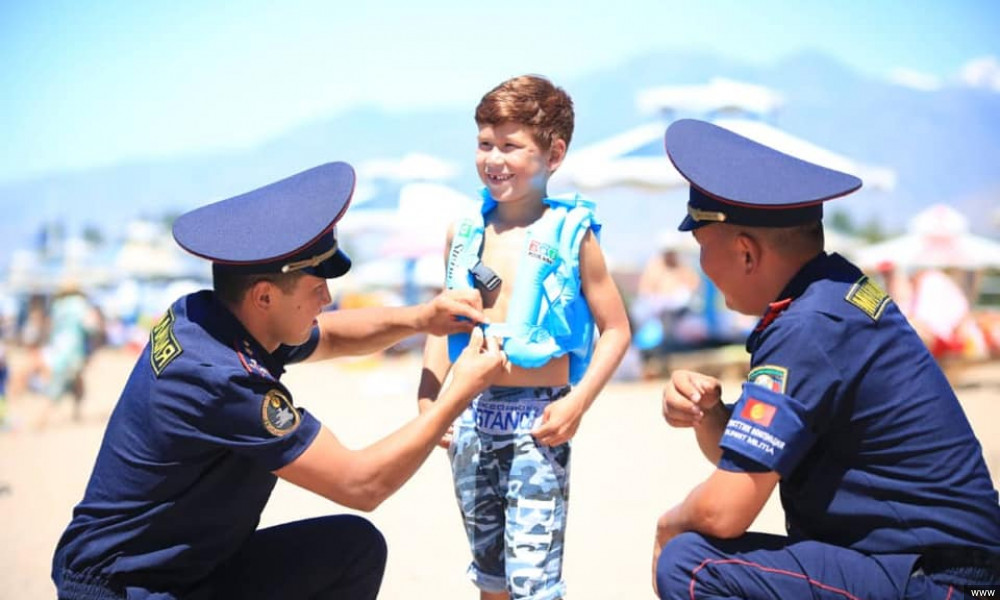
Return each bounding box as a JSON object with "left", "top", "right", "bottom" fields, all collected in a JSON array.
[{"left": 476, "top": 121, "right": 562, "bottom": 206}]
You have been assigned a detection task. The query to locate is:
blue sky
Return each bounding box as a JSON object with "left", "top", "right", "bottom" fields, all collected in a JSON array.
[{"left": 1, "top": 0, "right": 997, "bottom": 185}]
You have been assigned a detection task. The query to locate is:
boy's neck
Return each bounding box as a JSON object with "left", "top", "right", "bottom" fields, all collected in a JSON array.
[{"left": 490, "top": 190, "right": 549, "bottom": 228}]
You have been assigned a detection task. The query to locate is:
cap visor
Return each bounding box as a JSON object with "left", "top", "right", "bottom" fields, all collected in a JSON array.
[
  {"left": 678, "top": 215, "right": 708, "bottom": 232},
  {"left": 307, "top": 249, "right": 352, "bottom": 279}
]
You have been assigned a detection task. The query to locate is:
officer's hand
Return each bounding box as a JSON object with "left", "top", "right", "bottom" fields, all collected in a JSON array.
[
  {"left": 420, "top": 290, "right": 486, "bottom": 336},
  {"left": 448, "top": 327, "right": 508, "bottom": 401},
  {"left": 662, "top": 369, "right": 721, "bottom": 428}
]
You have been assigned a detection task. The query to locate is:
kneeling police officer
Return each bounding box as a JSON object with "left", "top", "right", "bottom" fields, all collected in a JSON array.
[
  {"left": 52, "top": 162, "right": 507, "bottom": 599},
  {"left": 654, "top": 120, "right": 1000, "bottom": 599}
]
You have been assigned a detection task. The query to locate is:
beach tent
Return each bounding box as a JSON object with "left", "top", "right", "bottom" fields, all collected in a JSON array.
[{"left": 854, "top": 204, "right": 1000, "bottom": 270}]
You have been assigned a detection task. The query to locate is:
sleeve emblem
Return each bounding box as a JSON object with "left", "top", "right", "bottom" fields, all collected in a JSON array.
[
  {"left": 740, "top": 397, "right": 778, "bottom": 428},
  {"left": 261, "top": 389, "right": 300, "bottom": 436},
  {"left": 747, "top": 365, "right": 788, "bottom": 395}
]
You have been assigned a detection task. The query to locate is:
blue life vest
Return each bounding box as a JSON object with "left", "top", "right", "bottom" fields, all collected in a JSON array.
[{"left": 446, "top": 189, "right": 600, "bottom": 384}]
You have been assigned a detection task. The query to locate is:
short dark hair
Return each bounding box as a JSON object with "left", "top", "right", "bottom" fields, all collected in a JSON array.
[
  {"left": 475, "top": 74, "right": 574, "bottom": 151},
  {"left": 743, "top": 221, "right": 825, "bottom": 256},
  {"left": 212, "top": 265, "right": 305, "bottom": 306}
]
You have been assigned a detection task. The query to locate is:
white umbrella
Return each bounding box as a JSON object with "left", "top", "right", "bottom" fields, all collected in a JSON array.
[
  {"left": 552, "top": 117, "right": 896, "bottom": 193},
  {"left": 854, "top": 204, "right": 1000, "bottom": 270}
]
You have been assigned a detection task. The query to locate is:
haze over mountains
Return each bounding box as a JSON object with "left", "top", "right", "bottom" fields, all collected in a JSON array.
[{"left": 2, "top": 49, "right": 998, "bottom": 271}]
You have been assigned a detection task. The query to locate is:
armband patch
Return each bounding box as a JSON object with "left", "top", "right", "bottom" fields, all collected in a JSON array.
[
  {"left": 261, "top": 389, "right": 300, "bottom": 436},
  {"left": 844, "top": 276, "right": 889, "bottom": 321},
  {"left": 150, "top": 308, "right": 182, "bottom": 376},
  {"left": 748, "top": 365, "right": 788, "bottom": 395},
  {"left": 740, "top": 397, "right": 778, "bottom": 427}
]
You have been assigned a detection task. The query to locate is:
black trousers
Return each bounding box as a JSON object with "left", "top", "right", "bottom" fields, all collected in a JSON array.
[{"left": 203, "top": 514, "right": 387, "bottom": 600}]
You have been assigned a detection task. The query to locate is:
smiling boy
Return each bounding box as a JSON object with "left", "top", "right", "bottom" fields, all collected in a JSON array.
[{"left": 418, "top": 75, "right": 631, "bottom": 600}]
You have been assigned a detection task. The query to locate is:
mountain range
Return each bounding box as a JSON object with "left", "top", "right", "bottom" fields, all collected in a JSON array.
[{"left": 2, "top": 49, "right": 999, "bottom": 273}]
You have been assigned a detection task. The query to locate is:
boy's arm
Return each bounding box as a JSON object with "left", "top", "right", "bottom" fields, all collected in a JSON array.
[
  {"left": 418, "top": 333, "right": 452, "bottom": 414},
  {"left": 417, "top": 222, "right": 458, "bottom": 430},
  {"left": 532, "top": 229, "right": 632, "bottom": 446}
]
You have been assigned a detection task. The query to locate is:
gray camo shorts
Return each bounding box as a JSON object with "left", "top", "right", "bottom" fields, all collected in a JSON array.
[{"left": 448, "top": 385, "right": 572, "bottom": 600}]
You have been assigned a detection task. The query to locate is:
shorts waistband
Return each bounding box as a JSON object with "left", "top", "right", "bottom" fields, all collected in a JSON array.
[{"left": 465, "top": 386, "right": 570, "bottom": 434}]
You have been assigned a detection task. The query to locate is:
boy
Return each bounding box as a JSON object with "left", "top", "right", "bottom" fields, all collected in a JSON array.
[{"left": 418, "top": 75, "right": 631, "bottom": 600}]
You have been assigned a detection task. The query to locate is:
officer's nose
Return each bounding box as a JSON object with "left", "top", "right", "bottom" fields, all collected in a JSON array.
[{"left": 321, "top": 282, "right": 333, "bottom": 307}]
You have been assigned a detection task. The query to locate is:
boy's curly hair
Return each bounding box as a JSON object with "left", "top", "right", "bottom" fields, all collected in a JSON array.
[{"left": 475, "top": 75, "right": 574, "bottom": 151}]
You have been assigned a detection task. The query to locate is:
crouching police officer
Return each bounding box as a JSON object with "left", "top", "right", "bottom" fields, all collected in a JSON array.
[
  {"left": 52, "top": 162, "right": 509, "bottom": 599},
  {"left": 653, "top": 120, "right": 1000, "bottom": 599}
]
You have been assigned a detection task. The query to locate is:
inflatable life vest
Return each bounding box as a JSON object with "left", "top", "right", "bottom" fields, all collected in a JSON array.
[{"left": 446, "top": 189, "right": 600, "bottom": 384}]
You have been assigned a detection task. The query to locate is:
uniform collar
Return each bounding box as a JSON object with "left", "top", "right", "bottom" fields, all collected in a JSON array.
[
  {"left": 774, "top": 251, "right": 833, "bottom": 302},
  {"left": 198, "top": 292, "right": 282, "bottom": 379},
  {"left": 745, "top": 252, "right": 830, "bottom": 351}
]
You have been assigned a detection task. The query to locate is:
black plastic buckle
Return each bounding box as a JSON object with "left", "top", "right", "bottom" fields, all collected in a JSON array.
[{"left": 470, "top": 261, "right": 501, "bottom": 291}]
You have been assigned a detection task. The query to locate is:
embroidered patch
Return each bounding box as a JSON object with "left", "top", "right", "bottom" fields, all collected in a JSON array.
[
  {"left": 845, "top": 276, "right": 889, "bottom": 321},
  {"left": 748, "top": 365, "right": 788, "bottom": 395},
  {"left": 527, "top": 239, "right": 557, "bottom": 264},
  {"left": 740, "top": 397, "right": 777, "bottom": 428},
  {"left": 150, "top": 308, "right": 182, "bottom": 376},
  {"left": 262, "top": 389, "right": 299, "bottom": 436}
]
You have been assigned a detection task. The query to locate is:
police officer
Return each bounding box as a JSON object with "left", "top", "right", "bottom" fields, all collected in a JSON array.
[
  {"left": 52, "top": 162, "right": 508, "bottom": 599},
  {"left": 653, "top": 120, "right": 1000, "bottom": 599}
]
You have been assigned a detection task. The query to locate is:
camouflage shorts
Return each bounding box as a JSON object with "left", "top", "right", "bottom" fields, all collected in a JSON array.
[{"left": 449, "top": 386, "right": 572, "bottom": 600}]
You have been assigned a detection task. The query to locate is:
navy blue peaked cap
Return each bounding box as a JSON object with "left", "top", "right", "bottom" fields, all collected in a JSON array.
[
  {"left": 665, "top": 119, "right": 862, "bottom": 231},
  {"left": 173, "top": 162, "right": 355, "bottom": 278}
]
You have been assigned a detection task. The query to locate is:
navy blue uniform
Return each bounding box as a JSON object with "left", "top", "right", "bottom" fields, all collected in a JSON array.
[
  {"left": 657, "top": 253, "right": 1000, "bottom": 598},
  {"left": 52, "top": 291, "right": 385, "bottom": 599}
]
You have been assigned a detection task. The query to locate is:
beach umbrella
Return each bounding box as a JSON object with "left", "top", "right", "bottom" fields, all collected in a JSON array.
[{"left": 854, "top": 204, "right": 1000, "bottom": 270}]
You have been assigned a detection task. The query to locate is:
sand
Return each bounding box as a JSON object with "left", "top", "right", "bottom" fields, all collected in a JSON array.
[{"left": 1, "top": 348, "right": 998, "bottom": 599}]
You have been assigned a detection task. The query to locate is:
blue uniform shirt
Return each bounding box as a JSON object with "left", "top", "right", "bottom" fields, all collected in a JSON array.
[
  {"left": 53, "top": 290, "right": 322, "bottom": 592},
  {"left": 718, "top": 252, "right": 1000, "bottom": 555}
]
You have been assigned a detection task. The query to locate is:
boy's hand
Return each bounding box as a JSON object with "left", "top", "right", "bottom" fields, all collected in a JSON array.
[
  {"left": 420, "top": 289, "right": 486, "bottom": 336},
  {"left": 531, "top": 393, "right": 585, "bottom": 447},
  {"left": 435, "top": 425, "right": 454, "bottom": 450}
]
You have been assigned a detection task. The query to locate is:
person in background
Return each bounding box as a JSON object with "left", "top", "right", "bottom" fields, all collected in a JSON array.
[{"left": 5, "top": 282, "right": 101, "bottom": 428}]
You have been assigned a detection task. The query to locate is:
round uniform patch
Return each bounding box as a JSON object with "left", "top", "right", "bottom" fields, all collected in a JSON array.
[{"left": 261, "top": 389, "right": 300, "bottom": 436}]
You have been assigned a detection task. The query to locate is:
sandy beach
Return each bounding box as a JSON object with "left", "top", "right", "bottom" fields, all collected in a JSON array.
[{"left": 2, "top": 347, "right": 998, "bottom": 599}]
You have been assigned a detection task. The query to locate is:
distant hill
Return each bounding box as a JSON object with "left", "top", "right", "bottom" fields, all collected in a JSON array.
[{"left": 2, "top": 48, "right": 998, "bottom": 272}]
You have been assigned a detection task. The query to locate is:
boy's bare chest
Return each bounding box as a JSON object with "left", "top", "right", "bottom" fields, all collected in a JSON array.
[{"left": 478, "top": 227, "right": 527, "bottom": 310}]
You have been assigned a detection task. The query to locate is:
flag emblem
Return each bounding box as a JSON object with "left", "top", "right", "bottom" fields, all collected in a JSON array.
[{"left": 741, "top": 398, "right": 777, "bottom": 427}]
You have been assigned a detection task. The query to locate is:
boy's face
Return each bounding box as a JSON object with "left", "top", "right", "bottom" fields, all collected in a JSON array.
[{"left": 476, "top": 122, "right": 565, "bottom": 205}]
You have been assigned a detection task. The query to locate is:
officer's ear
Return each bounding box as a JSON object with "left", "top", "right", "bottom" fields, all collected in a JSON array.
[
  {"left": 734, "top": 231, "right": 762, "bottom": 274},
  {"left": 247, "top": 279, "right": 275, "bottom": 310}
]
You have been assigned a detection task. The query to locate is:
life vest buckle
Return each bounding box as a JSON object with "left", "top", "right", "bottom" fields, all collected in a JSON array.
[{"left": 470, "top": 261, "right": 502, "bottom": 291}]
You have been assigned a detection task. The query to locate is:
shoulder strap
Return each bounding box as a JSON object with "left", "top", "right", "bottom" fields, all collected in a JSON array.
[
  {"left": 446, "top": 211, "right": 485, "bottom": 362},
  {"left": 445, "top": 214, "right": 484, "bottom": 291}
]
